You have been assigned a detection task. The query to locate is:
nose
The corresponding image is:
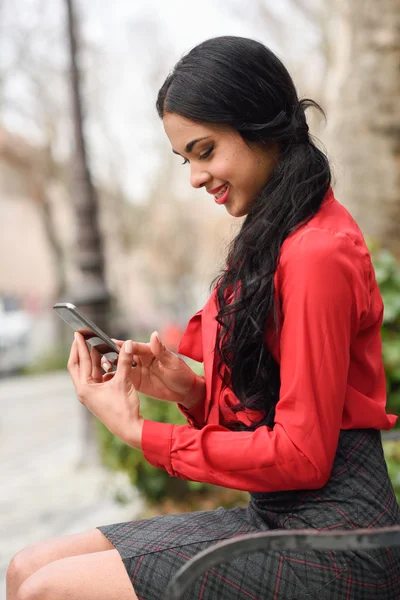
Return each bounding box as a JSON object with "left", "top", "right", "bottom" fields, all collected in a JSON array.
[{"left": 190, "top": 164, "right": 211, "bottom": 189}]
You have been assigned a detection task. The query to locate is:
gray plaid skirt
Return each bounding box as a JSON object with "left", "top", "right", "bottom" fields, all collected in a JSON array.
[{"left": 97, "top": 429, "right": 400, "bottom": 599}]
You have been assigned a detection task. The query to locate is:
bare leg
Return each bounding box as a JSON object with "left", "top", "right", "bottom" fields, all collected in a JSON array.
[
  {"left": 16, "top": 549, "right": 139, "bottom": 600},
  {"left": 7, "top": 528, "right": 114, "bottom": 600}
]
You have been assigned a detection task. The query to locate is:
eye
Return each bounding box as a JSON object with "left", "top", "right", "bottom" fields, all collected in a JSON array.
[
  {"left": 199, "top": 145, "right": 214, "bottom": 160},
  {"left": 180, "top": 144, "right": 214, "bottom": 166}
]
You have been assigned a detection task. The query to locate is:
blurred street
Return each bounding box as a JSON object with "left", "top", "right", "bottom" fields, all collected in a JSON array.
[{"left": 0, "top": 371, "right": 144, "bottom": 600}]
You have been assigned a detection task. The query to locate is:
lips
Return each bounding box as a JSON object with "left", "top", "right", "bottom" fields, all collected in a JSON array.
[
  {"left": 214, "top": 185, "right": 230, "bottom": 205},
  {"left": 208, "top": 184, "right": 227, "bottom": 195},
  {"left": 214, "top": 184, "right": 228, "bottom": 200}
]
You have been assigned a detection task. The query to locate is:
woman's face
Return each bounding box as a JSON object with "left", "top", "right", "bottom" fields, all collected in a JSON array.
[{"left": 163, "top": 113, "right": 280, "bottom": 217}]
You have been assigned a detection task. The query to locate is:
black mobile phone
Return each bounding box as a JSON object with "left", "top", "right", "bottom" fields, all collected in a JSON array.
[{"left": 53, "top": 302, "right": 136, "bottom": 369}]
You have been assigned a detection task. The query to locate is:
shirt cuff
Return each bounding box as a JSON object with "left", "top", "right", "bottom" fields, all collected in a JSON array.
[
  {"left": 142, "top": 420, "right": 174, "bottom": 473},
  {"left": 177, "top": 395, "right": 206, "bottom": 428}
]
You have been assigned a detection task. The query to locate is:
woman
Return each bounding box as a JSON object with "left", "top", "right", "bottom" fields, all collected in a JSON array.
[{"left": 7, "top": 36, "right": 399, "bottom": 600}]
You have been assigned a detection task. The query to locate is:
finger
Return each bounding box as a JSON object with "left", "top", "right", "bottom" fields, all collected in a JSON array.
[
  {"left": 74, "top": 332, "right": 93, "bottom": 381},
  {"left": 67, "top": 339, "right": 80, "bottom": 386},
  {"left": 101, "top": 356, "right": 113, "bottom": 373},
  {"left": 150, "top": 331, "right": 174, "bottom": 364},
  {"left": 114, "top": 340, "right": 135, "bottom": 386},
  {"left": 90, "top": 346, "right": 103, "bottom": 383},
  {"left": 102, "top": 355, "right": 140, "bottom": 374},
  {"left": 102, "top": 372, "right": 116, "bottom": 383},
  {"left": 113, "top": 338, "right": 152, "bottom": 359}
]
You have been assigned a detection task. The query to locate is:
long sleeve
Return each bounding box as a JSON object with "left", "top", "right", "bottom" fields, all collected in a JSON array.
[
  {"left": 174, "top": 308, "right": 208, "bottom": 429},
  {"left": 176, "top": 377, "right": 207, "bottom": 430},
  {"left": 142, "top": 230, "right": 371, "bottom": 492}
]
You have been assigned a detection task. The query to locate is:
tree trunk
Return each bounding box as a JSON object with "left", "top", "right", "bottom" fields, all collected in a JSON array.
[
  {"left": 65, "top": 0, "right": 111, "bottom": 466},
  {"left": 324, "top": 0, "right": 400, "bottom": 259}
]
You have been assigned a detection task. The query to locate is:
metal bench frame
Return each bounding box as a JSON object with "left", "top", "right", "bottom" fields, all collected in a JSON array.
[{"left": 165, "top": 525, "right": 400, "bottom": 599}]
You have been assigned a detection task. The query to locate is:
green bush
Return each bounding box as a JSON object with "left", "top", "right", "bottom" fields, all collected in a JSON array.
[
  {"left": 369, "top": 243, "right": 400, "bottom": 418},
  {"left": 384, "top": 442, "right": 400, "bottom": 498},
  {"left": 367, "top": 239, "right": 400, "bottom": 500}
]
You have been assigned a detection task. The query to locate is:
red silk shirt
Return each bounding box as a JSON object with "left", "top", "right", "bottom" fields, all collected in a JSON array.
[{"left": 141, "top": 187, "right": 397, "bottom": 492}]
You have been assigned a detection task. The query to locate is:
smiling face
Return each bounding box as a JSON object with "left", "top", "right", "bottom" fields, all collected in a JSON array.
[{"left": 163, "top": 113, "right": 280, "bottom": 217}]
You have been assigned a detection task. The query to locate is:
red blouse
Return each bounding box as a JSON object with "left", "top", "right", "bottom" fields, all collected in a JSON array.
[{"left": 141, "top": 187, "right": 397, "bottom": 492}]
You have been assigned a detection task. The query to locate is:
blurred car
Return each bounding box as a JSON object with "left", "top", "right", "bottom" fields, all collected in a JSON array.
[{"left": 0, "top": 294, "right": 33, "bottom": 374}]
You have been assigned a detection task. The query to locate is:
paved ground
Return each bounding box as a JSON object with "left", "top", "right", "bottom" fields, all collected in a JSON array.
[{"left": 0, "top": 371, "right": 144, "bottom": 600}]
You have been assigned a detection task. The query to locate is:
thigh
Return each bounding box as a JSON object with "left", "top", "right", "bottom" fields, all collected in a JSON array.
[
  {"left": 99, "top": 505, "right": 265, "bottom": 599},
  {"left": 8, "top": 528, "right": 114, "bottom": 586},
  {"left": 18, "top": 549, "right": 138, "bottom": 600}
]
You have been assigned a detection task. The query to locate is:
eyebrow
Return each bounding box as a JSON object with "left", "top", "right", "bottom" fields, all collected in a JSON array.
[{"left": 172, "top": 136, "right": 211, "bottom": 156}]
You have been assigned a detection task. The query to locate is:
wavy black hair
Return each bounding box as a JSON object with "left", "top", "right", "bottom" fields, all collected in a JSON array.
[{"left": 156, "top": 36, "right": 331, "bottom": 430}]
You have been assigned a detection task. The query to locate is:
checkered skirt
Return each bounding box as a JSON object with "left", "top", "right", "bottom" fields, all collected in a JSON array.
[{"left": 97, "top": 429, "right": 400, "bottom": 599}]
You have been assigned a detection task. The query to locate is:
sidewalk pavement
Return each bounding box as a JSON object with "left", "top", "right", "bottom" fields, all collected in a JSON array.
[{"left": 0, "top": 371, "right": 145, "bottom": 600}]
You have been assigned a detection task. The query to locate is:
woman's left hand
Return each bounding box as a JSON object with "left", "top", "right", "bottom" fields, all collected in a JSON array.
[{"left": 68, "top": 332, "right": 143, "bottom": 449}]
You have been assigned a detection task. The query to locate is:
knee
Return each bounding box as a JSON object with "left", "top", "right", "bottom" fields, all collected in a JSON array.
[
  {"left": 16, "top": 577, "right": 45, "bottom": 600},
  {"left": 9, "top": 552, "right": 54, "bottom": 600},
  {"left": 7, "top": 547, "right": 39, "bottom": 591},
  {"left": 8, "top": 551, "right": 49, "bottom": 600}
]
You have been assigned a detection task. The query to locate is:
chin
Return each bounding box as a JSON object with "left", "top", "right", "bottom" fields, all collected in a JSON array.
[{"left": 227, "top": 205, "right": 248, "bottom": 218}]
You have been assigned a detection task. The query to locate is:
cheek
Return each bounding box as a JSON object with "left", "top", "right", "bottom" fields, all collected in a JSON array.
[
  {"left": 220, "top": 152, "right": 252, "bottom": 185},
  {"left": 235, "top": 156, "right": 263, "bottom": 192},
  {"left": 213, "top": 148, "right": 267, "bottom": 191},
  {"left": 212, "top": 157, "right": 234, "bottom": 181},
  {"left": 247, "top": 155, "right": 272, "bottom": 191}
]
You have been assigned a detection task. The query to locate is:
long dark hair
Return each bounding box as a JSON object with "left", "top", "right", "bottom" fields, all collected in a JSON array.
[{"left": 156, "top": 36, "right": 331, "bottom": 430}]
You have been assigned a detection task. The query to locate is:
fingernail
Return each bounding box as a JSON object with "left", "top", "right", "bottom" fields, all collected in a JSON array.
[
  {"left": 124, "top": 340, "right": 133, "bottom": 353},
  {"left": 102, "top": 361, "right": 112, "bottom": 372}
]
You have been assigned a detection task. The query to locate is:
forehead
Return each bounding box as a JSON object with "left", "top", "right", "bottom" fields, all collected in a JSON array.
[
  {"left": 163, "top": 113, "right": 212, "bottom": 141},
  {"left": 163, "top": 113, "right": 231, "bottom": 150}
]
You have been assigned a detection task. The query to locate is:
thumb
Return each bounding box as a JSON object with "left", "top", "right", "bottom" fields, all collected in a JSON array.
[
  {"left": 114, "top": 340, "right": 136, "bottom": 387},
  {"left": 151, "top": 331, "right": 172, "bottom": 360}
]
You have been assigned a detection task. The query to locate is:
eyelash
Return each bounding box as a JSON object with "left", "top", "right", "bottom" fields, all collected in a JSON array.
[{"left": 181, "top": 145, "right": 214, "bottom": 165}]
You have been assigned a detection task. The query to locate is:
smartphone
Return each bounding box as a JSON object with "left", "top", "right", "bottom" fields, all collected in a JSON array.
[{"left": 53, "top": 302, "right": 136, "bottom": 370}]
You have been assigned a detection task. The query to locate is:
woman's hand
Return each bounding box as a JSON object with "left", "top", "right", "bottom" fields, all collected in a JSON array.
[
  {"left": 101, "top": 332, "right": 205, "bottom": 410},
  {"left": 68, "top": 332, "right": 143, "bottom": 449}
]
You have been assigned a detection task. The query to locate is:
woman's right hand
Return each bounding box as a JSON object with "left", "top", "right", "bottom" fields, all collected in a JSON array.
[{"left": 101, "top": 332, "right": 205, "bottom": 409}]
